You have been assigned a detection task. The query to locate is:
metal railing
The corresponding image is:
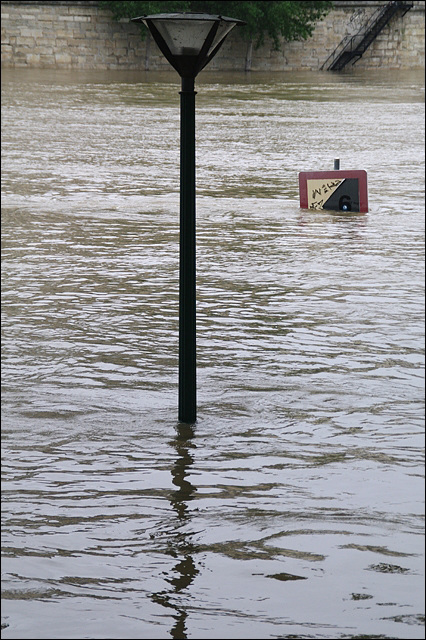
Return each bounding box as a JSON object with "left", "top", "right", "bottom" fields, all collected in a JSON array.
[{"left": 321, "top": 1, "right": 414, "bottom": 71}]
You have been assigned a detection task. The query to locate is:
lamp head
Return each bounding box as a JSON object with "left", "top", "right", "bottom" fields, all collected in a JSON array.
[{"left": 131, "top": 12, "right": 246, "bottom": 78}]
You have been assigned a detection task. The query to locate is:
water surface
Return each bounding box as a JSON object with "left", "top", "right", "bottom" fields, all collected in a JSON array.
[{"left": 1, "top": 68, "right": 425, "bottom": 639}]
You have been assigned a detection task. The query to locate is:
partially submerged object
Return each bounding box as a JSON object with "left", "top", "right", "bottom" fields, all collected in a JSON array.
[{"left": 299, "top": 160, "right": 368, "bottom": 213}]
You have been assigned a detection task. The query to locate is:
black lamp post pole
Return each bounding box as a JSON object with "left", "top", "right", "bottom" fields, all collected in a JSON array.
[
  {"left": 179, "top": 75, "right": 197, "bottom": 423},
  {"left": 130, "top": 13, "right": 245, "bottom": 424}
]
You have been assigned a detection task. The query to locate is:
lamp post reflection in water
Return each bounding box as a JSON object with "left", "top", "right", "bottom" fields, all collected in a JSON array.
[
  {"left": 151, "top": 424, "right": 198, "bottom": 639},
  {"left": 131, "top": 13, "right": 245, "bottom": 423}
]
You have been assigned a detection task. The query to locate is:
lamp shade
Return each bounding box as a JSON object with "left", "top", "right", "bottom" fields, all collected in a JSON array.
[{"left": 132, "top": 13, "right": 246, "bottom": 78}]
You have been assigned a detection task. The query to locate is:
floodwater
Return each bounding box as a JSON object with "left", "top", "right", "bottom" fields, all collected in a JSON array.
[{"left": 1, "top": 67, "right": 424, "bottom": 639}]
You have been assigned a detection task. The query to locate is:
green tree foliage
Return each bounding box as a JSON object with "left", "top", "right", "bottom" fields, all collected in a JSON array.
[{"left": 99, "top": 1, "right": 332, "bottom": 49}]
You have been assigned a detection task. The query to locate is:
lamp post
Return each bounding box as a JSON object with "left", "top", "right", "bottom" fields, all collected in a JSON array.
[{"left": 131, "top": 13, "right": 245, "bottom": 424}]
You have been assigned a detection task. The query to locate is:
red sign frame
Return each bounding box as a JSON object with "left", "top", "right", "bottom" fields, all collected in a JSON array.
[{"left": 299, "top": 170, "right": 368, "bottom": 213}]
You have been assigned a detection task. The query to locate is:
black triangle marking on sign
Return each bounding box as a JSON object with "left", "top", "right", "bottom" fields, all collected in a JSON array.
[{"left": 323, "top": 178, "right": 360, "bottom": 212}]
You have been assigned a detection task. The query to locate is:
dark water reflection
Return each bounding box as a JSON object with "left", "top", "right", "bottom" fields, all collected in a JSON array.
[
  {"left": 153, "top": 424, "right": 197, "bottom": 640},
  {"left": 1, "top": 68, "right": 425, "bottom": 639}
]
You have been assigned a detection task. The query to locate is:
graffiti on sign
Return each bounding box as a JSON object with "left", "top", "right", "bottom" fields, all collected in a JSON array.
[{"left": 307, "top": 179, "right": 344, "bottom": 210}]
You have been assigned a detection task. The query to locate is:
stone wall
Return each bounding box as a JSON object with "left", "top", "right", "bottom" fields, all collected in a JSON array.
[{"left": 1, "top": 0, "right": 425, "bottom": 71}]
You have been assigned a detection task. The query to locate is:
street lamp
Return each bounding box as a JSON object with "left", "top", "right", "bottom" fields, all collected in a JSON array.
[{"left": 131, "top": 13, "right": 245, "bottom": 424}]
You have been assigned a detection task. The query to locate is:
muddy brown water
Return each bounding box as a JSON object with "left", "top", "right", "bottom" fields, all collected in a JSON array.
[{"left": 1, "top": 68, "right": 424, "bottom": 639}]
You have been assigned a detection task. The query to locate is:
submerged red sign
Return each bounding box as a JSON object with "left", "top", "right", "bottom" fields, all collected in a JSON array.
[{"left": 299, "top": 170, "right": 368, "bottom": 213}]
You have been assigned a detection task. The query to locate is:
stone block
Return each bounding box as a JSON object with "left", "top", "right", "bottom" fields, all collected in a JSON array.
[
  {"left": 55, "top": 52, "right": 72, "bottom": 64},
  {"left": 37, "top": 14, "right": 56, "bottom": 22},
  {"left": 18, "top": 27, "right": 35, "bottom": 38},
  {"left": 15, "top": 36, "right": 34, "bottom": 47},
  {"left": 37, "top": 46, "right": 54, "bottom": 55},
  {"left": 26, "top": 53, "right": 41, "bottom": 64},
  {"left": 40, "top": 22, "right": 54, "bottom": 32},
  {"left": 68, "top": 5, "right": 96, "bottom": 16}
]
